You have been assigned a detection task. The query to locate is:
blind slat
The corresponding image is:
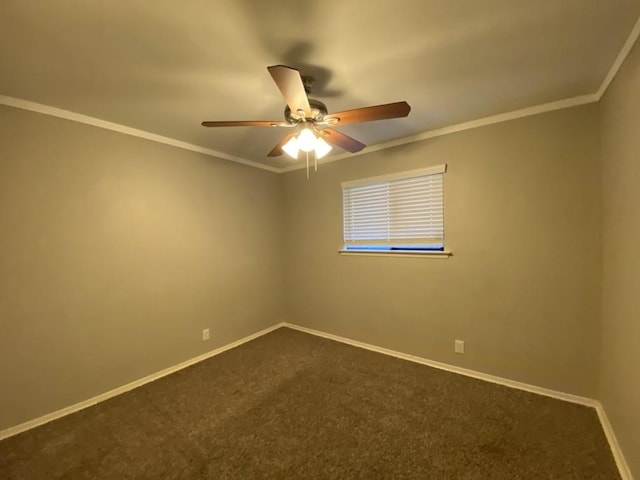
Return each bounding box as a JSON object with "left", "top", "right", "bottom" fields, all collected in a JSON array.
[{"left": 343, "top": 171, "right": 444, "bottom": 246}]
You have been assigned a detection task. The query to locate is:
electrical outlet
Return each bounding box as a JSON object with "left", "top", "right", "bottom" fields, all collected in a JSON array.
[
  {"left": 454, "top": 339, "right": 465, "bottom": 354},
  {"left": 202, "top": 328, "right": 210, "bottom": 341}
]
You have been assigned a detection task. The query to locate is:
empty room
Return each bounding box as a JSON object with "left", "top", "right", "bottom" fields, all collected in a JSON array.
[{"left": 1, "top": 1, "right": 639, "bottom": 479}]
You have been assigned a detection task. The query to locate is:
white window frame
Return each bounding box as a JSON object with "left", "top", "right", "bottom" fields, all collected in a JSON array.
[{"left": 339, "top": 164, "right": 451, "bottom": 258}]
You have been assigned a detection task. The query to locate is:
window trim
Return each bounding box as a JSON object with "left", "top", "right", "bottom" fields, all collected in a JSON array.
[
  {"left": 341, "top": 164, "right": 449, "bottom": 256},
  {"left": 340, "top": 164, "right": 446, "bottom": 189},
  {"left": 338, "top": 248, "right": 452, "bottom": 258}
]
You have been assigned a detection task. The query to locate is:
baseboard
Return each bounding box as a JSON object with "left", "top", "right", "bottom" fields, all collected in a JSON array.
[
  {"left": 595, "top": 402, "right": 634, "bottom": 480},
  {"left": 1, "top": 320, "right": 632, "bottom": 480},
  {"left": 282, "top": 322, "right": 596, "bottom": 406},
  {"left": 282, "top": 322, "right": 633, "bottom": 480},
  {"left": 0, "top": 322, "right": 285, "bottom": 441}
]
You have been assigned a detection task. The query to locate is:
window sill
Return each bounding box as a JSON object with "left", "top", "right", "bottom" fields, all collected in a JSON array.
[{"left": 338, "top": 249, "right": 452, "bottom": 259}]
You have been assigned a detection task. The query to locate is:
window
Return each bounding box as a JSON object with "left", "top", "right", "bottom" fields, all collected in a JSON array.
[{"left": 341, "top": 164, "right": 447, "bottom": 255}]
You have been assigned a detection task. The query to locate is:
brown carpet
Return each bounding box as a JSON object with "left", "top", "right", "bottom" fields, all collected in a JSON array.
[{"left": 0, "top": 327, "right": 620, "bottom": 479}]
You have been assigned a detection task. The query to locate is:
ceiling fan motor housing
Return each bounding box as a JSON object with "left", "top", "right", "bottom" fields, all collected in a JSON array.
[{"left": 285, "top": 98, "right": 328, "bottom": 124}]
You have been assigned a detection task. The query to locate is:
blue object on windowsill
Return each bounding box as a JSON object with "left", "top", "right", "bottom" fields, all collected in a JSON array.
[{"left": 344, "top": 245, "right": 444, "bottom": 252}]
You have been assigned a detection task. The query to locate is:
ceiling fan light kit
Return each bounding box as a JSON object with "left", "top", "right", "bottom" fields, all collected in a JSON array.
[
  {"left": 201, "top": 65, "right": 411, "bottom": 176},
  {"left": 283, "top": 126, "right": 332, "bottom": 156},
  {"left": 281, "top": 125, "right": 334, "bottom": 178}
]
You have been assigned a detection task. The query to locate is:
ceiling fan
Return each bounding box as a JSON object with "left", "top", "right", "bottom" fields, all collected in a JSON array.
[{"left": 201, "top": 65, "right": 411, "bottom": 173}]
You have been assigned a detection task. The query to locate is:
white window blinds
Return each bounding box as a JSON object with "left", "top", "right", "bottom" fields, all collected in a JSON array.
[{"left": 342, "top": 165, "right": 446, "bottom": 249}]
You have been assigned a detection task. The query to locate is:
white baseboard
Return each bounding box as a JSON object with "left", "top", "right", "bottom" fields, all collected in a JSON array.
[
  {"left": 0, "top": 322, "right": 285, "bottom": 441},
  {"left": 595, "top": 402, "right": 634, "bottom": 480},
  {"left": 1, "top": 320, "right": 632, "bottom": 480},
  {"left": 282, "top": 322, "right": 633, "bottom": 480},
  {"left": 282, "top": 322, "right": 595, "bottom": 406}
]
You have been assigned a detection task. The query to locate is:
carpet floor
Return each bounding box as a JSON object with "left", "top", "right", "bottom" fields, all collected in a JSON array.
[{"left": 0, "top": 327, "right": 620, "bottom": 479}]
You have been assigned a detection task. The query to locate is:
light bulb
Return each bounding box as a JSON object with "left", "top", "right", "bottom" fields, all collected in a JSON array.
[
  {"left": 314, "top": 136, "right": 332, "bottom": 159},
  {"left": 297, "top": 128, "right": 316, "bottom": 152},
  {"left": 282, "top": 136, "right": 299, "bottom": 159}
]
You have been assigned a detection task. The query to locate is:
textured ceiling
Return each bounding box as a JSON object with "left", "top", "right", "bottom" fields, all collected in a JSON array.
[{"left": 1, "top": 1, "right": 639, "bottom": 170}]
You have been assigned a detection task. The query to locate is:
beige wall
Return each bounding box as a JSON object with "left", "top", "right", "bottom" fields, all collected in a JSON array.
[
  {"left": 4, "top": 68, "right": 636, "bottom": 474},
  {"left": 600, "top": 39, "right": 640, "bottom": 478},
  {"left": 0, "top": 106, "right": 284, "bottom": 431},
  {"left": 283, "top": 104, "right": 602, "bottom": 398}
]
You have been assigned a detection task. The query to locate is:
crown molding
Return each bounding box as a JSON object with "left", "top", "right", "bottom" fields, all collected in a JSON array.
[
  {"left": 595, "top": 15, "right": 640, "bottom": 100},
  {"left": 279, "top": 93, "right": 598, "bottom": 173},
  {"left": 0, "top": 95, "right": 280, "bottom": 173},
  {"left": 2, "top": 14, "right": 638, "bottom": 175},
  {"left": 0, "top": 91, "right": 597, "bottom": 175},
  {"left": 281, "top": 13, "right": 640, "bottom": 174}
]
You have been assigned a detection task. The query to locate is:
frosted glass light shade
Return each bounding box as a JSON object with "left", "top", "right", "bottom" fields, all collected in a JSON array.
[
  {"left": 282, "top": 136, "right": 299, "bottom": 159},
  {"left": 297, "top": 128, "right": 316, "bottom": 152},
  {"left": 314, "top": 137, "right": 332, "bottom": 159}
]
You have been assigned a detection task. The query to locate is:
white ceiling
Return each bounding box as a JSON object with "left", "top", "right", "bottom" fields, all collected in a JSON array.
[{"left": 1, "top": 1, "right": 639, "bottom": 171}]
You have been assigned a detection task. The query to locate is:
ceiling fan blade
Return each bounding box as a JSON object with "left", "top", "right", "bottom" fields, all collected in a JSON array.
[
  {"left": 321, "top": 128, "right": 366, "bottom": 153},
  {"left": 267, "top": 132, "right": 296, "bottom": 157},
  {"left": 267, "top": 65, "right": 311, "bottom": 117},
  {"left": 201, "top": 120, "right": 291, "bottom": 127},
  {"left": 324, "top": 101, "right": 411, "bottom": 126}
]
